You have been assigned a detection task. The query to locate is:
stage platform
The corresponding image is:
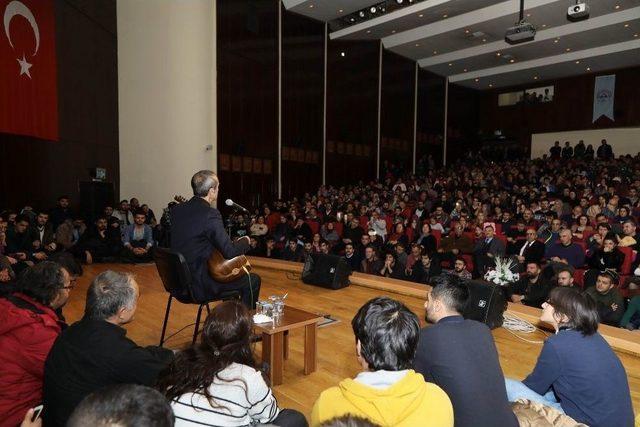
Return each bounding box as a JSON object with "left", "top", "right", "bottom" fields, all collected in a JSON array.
[{"left": 62, "top": 260, "right": 640, "bottom": 420}]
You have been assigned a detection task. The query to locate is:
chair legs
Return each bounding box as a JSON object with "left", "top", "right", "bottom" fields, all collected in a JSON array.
[
  {"left": 159, "top": 295, "right": 173, "bottom": 347},
  {"left": 192, "top": 303, "right": 207, "bottom": 345}
]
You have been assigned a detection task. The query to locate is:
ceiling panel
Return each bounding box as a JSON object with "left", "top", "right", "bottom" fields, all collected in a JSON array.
[{"left": 282, "top": 0, "right": 378, "bottom": 23}]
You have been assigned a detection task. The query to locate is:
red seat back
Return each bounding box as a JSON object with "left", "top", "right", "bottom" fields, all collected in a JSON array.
[{"left": 618, "top": 246, "right": 635, "bottom": 275}]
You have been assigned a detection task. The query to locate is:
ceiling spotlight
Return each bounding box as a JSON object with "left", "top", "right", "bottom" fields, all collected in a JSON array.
[
  {"left": 443, "top": 14, "right": 448, "bottom": 18},
  {"left": 448, "top": 63, "right": 453, "bottom": 66},
  {"left": 309, "top": 4, "right": 314, "bottom": 8},
  {"left": 534, "top": 76, "right": 539, "bottom": 80},
  {"left": 496, "top": 52, "right": 502, "bottom": 57},
  {"left": 463, "top": 68, "right": 468, "bottom": 72},
  {"left": 465, "top": 29, "right": 470, "bottom": 34},
  {"left": 568, "top": 1, "right": 590, "bottom": 22},
  {"left": 566, "top": 47, "right": 571, "bottom": 51},
  {"left": 586, "top": 67, "right": 591, "bottom": 71},
  {"left": 338, "top": 9, "right": 343, "bottom": 13},
  {"left": 358, "top": 10, "right": 365, "bottom": 18},
  {"left": 415, "top": 43, "right": 420, "bottom": 47},
  {"left": 366, "top": 30, "right": 371, "bottom": 34},
  {"left": 554, "top": 38, "right": 560, "bottom": 43},
  {"left": 509, "top": 59, "right": 515, "bottom": 63},
  {"left": 482, "top": 38, "right": 487, "bottom": 42},
  {"left": 370, "top": 6, "right": 377, "bottom": 14},
  {"left": 418, "top": 14, "right": 424, "bottom": 18},
  {"left": 542, "top": 24, "right": 547, "bottom": 28},
  {"left": 340, "top": 51, "right": 346, "bottom": 57},
  {"left": 433, "top": 50, "right": 438, "bottom": 54},
  {"left": 489, "top": 84, "right": 493, "bottom": 88},
  {"left": 635, "top": 33, "right": 639, "bottom": 37},
  {"left": 615, "top": 4, "right": 620, "bottom": 9},
  {"left": 475, "top": 78, "right": 479, "bottom": 82},
  {"left": 575, "top": 60, "right": 580, "bottom": 64},
  {"left": 391, "top": 29, "right": 396, "bottom": 33},
  {"left": 624, "top": 23, "right": 630, "bottom": 28}
]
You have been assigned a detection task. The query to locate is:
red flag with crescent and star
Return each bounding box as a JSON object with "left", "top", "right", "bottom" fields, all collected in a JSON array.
[{"left": 0, "top": 0, "right": 57, "bottom": 141}]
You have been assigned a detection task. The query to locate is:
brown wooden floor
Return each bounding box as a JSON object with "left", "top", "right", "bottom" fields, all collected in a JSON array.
[{"left": 64, "top": 263, "right": 640, "bottom": 420}]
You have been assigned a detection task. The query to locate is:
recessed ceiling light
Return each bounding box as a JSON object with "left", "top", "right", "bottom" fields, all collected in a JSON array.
[
  {"left": 566, "top": 47, "right": 571, "bottom": 51},
  {"left": 340, "top": 52, "right": 345, "bottom": 57},
  {"left": 635, "top": 33, "right": 639, "bottom": 37},
  {"left": 624, "top": 24, "right": 630, "bottom": 28},
  {"left": 448, "top": 63, "right": 453, "bottom": 66},
  {"left": 415, "top": 43, "right": 420, "bottom": 47},
  {"left": 526, "top": 13, "right": 531, "bottom": 17},
  {"left": 496, "top": 52, "right": 502, "bottom": 57},
  {"left": 542, "top": 24, "right": 547, "bottom": 28},
  {"left": 418, "top": 14, "right": 424, "bottom": 18},
  {"left": 575, "top": 60, "right": 580, "bottom": 64},
  {"left": 586, "top": 67, "right": 591, "bottom": 71},
  {"left": 442, "top": 14, "right": 448, "bottom": 18},
  {"left": 482, "top": 38, "right": 487, "bottom": 42},
  {"left": 509, "top": 59, "right": 515, "bottom": 63},
  {"left": 391, "top": 30, "right": 396, "bottom": 33},
  {"left": 475, "top": 78, "right": 479, "bottom": 82},
  {"left": 366, "top": 30, "right": 371, "bottom": 34},
  {"left": 463, "top": 68, "right": 468, "bottom": 72},
  {"left": 308, "top": 4, "right": 314, "bottom": 8},
  {"left": 554, "top": 39, "right": 559, "bottom": 43},
  {"left": 534, "top": 76, "right": 539, "bottom": 80},
  {"left": 338, "top": 9, "right": 343, "bottom": 13},
  {"left": 464, "top": 29, "right": 470, "bottom": 34},
  {"left": 433, "top": 50, "right": 438, "bottom": 54},
  {"left": 615, "top": 4, "right": 621, "bottom": 9}
]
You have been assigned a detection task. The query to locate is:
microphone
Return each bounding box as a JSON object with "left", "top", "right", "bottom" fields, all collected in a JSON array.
[{"left": 225, "top": 199, "right": 249, "bottom": 213}]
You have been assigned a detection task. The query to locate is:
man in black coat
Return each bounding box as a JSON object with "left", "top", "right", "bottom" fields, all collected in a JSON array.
[
  {"left": 43, "top": 271, "right": 174, "bottom": 427},
  {"left": 414, "top": 275, "right": 518, "bottom": 427},
  {"left": 512, "top": 228, "right": 545, "bottom": 271},
  {"left": 171, "top": 170, "right": 260, "bottom": 308}
]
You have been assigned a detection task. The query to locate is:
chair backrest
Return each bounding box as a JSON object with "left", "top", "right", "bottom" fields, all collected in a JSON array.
[
  {"left": 154, "top": 247, "right": 195, "bottom": 303},
  {"left": 618, "top": 246, "right": 635, "bottom": 275}
]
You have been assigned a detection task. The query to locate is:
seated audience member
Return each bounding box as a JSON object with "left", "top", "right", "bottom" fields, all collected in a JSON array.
[
  {"left": 404, "top": 244, "right": 422, "bottom": 271},
  {"left": 588, "top": 223, "right": 615, "bottom": 253},
  {"left": 157, "top": 301, "right": 307, "bottom": 426},
  {"left": 584, "top": 237, "right": 624, "bottom": 287},
  {"left": 361, "top": 245, "right": 382, "bottom": 275},
  {"left": 67, "top": 384, "right": 174, "bottom": 427},
  {"left": 50, "top": 195, "right": 73, "bottom": 231},
  {"left": 311, "top": 297, "right": 453, "bottom": 427},
  {"left": 113, "top": 199, "right": 134, "bottom": 230},
  {"left": 446, "top": 257, "right": 472, "bottom": 280},
  {"left": 342, "top": 217, "right": 364, "bottom": 247},
  {"left": 394, "top": 242, "right": 408, "bottom": 266},
  {"left": 0, "top": 262, "right": 72, "bottom": 427},
  {"left": 505, "top": 287, "right": 633, "bottom": 427},
  {"left": 620, "top": 296, "right": 640, "bottom": 331},
  {"left": 617, "top": 220, "right": 639, "bottom": 251},
  {"left": 544, "top": 229, "right": 585, "bottom": 269},
  {"left": 302, "top": 240, "right": 313, "bottom": 262},
  {"left": 342, "top": 242, "right": 360, "bottom": 271},
  {"left": 319, "top": 239, "right": 331, "bottom": 255},
  {"left": 409, "top": 251, "right": 442, "bottom": 284},
  {"left": 282, "top": 239, "right": 304, "bottom": 262},
  {"left": 505, "top": 220, "right": 527, "bottom": 254},
  {"left": 263, "top": 236, "right": 281, "bottom": 259},
  {"left": 379, "top": 252, "right": 404, "bottom": 279},
  {"left": 291, "top": 217, "right": 313, "bottom": 242},
  {"left": 43, "top": 270, "right": 174, "bottom": 427},
  {"left": 415, "top": 275, "right": 518, "bottom": 427},
  {"left": 246, "top": 235, "right": 262, "bottom": 256},
  {"left": 249, "top": 216, "right": 269, "bottom": 236},
  {"left": 539, "top": 218, "right": 562, "bottom": 248},
  {"left": 122, "top": 210, "right": 154, "bottom": 263},
  {"left": 273, "top": 214, "right": 292, "bottom": 244},
  {"left": 584, "top": 271, "right": 625, "bottom": 326},
  {"left": 555, "top": 267, "right": 575, "bottom": 288},
  {"left": 29, "top": 211, "right": 57, "bottom": 254},
  {"left": 509, "top": 262, "right": 554, "bottom": 308},
  {"left": 437, "top": 224, "right": 473, "bottom": 265},
  {"left": 158, "top": 300, "right": 307, "bottom": 427},
  {"left": 6, "top": 215, "right": 47, "bottom": 272},
  {"left": 77, "top": 216, "right": 122, "bottom": 264},
  {"left": 55, "top": 215, "right": 87, "bottom": 251},
  {"left": 473, "top": 225, "right": 505, "bottom": 277},
  {"left": 387, "top": 223, "right": 408, "bottom": 248},
  {"left": 321, "top": 222, "right": 340, "bottom": 247},
  {"left": 513, "top": 228, "right": 545, "bottom": 268},
  {"left": 141, "top": 204, "right": 157, "bottom": 226},
  {"left": 571, "top": 215, "right": 593, "bottom": 240}
]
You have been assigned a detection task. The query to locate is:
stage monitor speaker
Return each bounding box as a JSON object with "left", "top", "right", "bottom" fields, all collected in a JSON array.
[
  {"left": 302, "top": 253, "right": 351, "bottom": 290},
  {"left": 79, "top": 181, "right": 115, "bottom": 223},
  {"left": 463, "top": 280, "right": 507, "bottom": 329}
]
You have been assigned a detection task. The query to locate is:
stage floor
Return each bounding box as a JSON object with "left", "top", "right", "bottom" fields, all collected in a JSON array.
[{"left": 63, "top": 263, "right": 640, "bottom": 419}]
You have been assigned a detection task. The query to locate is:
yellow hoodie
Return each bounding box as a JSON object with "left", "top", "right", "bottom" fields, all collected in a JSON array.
[{"left": 311, "top": 370, "right": 453, "bottom": 427}]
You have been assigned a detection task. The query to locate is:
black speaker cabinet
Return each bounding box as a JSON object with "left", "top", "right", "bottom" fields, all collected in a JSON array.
[
  {"left": 302, "top": 253, "right": 352, "bottom": 290},
  {"left": 463, "top": 280, "right": 508, "bottom": 329}
]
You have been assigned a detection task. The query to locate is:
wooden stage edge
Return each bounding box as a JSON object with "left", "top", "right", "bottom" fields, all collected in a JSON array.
[{"left": 248, "top": 257, "right": 640, "bottom": 356}]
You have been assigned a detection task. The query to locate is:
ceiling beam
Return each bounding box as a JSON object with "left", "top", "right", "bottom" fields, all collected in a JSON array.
[
  {"left": 418, "top": 8, "right": 640, "bottom": 67},
  {"left": 330, "top": 0, "right": 454, "bottom": 40},
  {"left": 382, "top": 0, "right": 563, "bottom": 49},
  {"left": 449, "top": 39, "right": 640, "bottom": 83}
]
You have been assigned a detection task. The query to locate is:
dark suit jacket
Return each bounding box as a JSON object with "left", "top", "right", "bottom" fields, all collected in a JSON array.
[
  {"left": 515, "top": 239, "right": 545, "bottom": 264},
  {"left": 43, "top": 319, "right": 173, "bottom": 427},
  {"left": 29, "top": 224, "right": 55, "bottom": 248},
  {"left": 414, "top": 316, "right": 518, "bottom": 427},
  {"left": 473, "top": 237, "right": 505, "bottom": 257},
  {"left": 170, "top": 197, "right": 249, "bottom": 301}
]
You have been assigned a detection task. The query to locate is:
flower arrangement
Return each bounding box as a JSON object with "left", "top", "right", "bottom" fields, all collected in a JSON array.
[{"left": 484, "top": 256, "right": 519, "bottom": 286}]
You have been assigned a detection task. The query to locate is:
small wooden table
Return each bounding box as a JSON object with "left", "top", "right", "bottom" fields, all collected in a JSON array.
[{"left": 254, "top": 306, "right": 324, "bottom": 386}]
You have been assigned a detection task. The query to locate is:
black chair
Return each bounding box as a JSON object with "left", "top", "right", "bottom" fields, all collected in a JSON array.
[{"left": 154, "top": 247, "right": 239, "bottom": 346}]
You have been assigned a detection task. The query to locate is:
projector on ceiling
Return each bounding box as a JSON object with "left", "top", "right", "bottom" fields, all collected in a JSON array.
[
  {"left": 567, "top": 2, "right": 589, "bottom": 21},
  {"left": 505, "top": 21, "right": 536, "bottom": 45}
]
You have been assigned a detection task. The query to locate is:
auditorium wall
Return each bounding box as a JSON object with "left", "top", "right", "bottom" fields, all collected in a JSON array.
[
  {"left": 0, "top": 0, "right": 118, "bottom": 212},
  {"left": 118, "top": 0, "right": 217, "bottom": 215},
  {"left": 478, "top": 66, "right": 640, "bottom": 156}
]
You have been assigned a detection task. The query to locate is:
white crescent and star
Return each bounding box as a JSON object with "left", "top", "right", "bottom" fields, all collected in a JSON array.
[{"left": 3, "top": 0, "right": 41, "bottom": 79}]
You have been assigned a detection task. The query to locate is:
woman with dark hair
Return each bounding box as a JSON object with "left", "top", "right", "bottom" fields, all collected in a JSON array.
[
  {"left": 570, "top": 214, "right": 592, "bottom": 240},
  {"left": 158, "top": 300, "right": 306, "bottom": 427},
  {"left": 414, "top": 222, "right": 437, "bottom": 253},
  {"left": 583, "top": 236, "right": 625, "bottom": 287},
  {"left": 505, "top": 287, "right": 634, "bottom": 427}
]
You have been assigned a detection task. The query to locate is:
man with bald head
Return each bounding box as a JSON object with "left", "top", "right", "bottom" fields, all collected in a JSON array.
[{"left": 171, "top": 170, "right": 260, "bottom": 308}]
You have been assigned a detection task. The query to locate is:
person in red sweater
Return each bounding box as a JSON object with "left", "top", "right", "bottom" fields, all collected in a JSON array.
[{"left": 0, "top": 261, "right": 73, "bottom": 427}]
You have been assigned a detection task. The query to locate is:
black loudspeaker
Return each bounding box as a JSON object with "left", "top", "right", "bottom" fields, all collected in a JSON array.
[
  {"left": 302, "top": 253, "right": 352, "bottom": 290},
  {"left": 463, "top": 280, "right": 507, "bottom": 329}
]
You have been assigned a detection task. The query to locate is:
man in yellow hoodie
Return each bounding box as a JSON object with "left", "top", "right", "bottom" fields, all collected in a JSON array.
[{"left": 311, "top": 297, "right": 453, "bottom": 427}]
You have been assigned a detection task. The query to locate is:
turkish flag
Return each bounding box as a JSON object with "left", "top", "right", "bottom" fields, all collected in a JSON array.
[{"left": 0, "top": 0, "right": 57, "bottom": 141}]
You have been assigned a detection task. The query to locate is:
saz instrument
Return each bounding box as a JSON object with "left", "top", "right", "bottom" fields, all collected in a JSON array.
[{"left": 174, "top": 195, "right": 251, "bottom": 283}]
